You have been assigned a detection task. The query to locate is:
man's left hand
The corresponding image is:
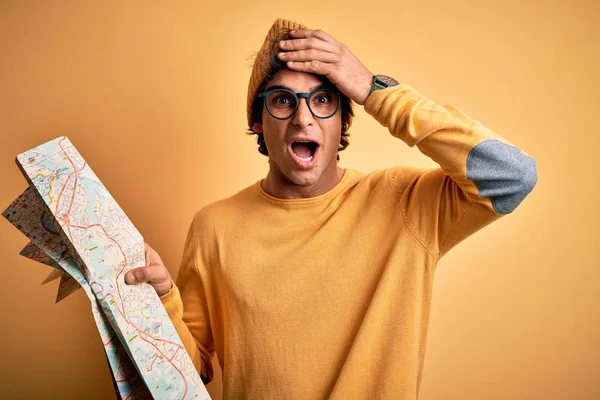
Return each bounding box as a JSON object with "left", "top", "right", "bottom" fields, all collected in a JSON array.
[{"left": 278, "top": 29, "right": 373, "bottom": 106}]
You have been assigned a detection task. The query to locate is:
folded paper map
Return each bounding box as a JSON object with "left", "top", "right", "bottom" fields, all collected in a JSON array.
[{"left": 3, "top": 137, "right": 211, "bottom": 400}]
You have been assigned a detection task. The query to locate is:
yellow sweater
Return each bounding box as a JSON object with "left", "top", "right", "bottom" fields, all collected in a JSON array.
[{"left": 160, "top": 83, "right": 537, "bottom": 399}]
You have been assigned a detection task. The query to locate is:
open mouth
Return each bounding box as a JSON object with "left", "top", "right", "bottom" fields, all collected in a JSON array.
[{"left": 290, "top": 141, "right": 319, "bottom": 161}]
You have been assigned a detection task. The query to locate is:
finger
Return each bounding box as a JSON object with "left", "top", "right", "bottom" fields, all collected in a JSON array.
[
  {"left": 125, "top": 265, "right": 169, "bottom": 285},
  {"left": 285, "top": 60, "right": 333, "bottom": 76},
  {"left": 279, "top": 37, "right": 337, "bottom": 54},
  {"left": 144, "top": 242, "right": 155, "bottom": 262},
  {"left": 289, "top": 29, "right": 337, "bottom": 45},
  {"left": 144, "top": 242, "right": 164, "bottom": 267},
  {"left": 278, "top": 49, "right": 338, "bottom": 64}
]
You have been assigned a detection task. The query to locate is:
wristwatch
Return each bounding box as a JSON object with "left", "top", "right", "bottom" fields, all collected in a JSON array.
[{"left": 368, "top": 74, "right": 400, "bottom": 97}]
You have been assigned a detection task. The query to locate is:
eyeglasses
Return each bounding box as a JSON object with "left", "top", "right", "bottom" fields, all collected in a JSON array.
[{"left": 258, "top": 87, "right": 341, "bottom": 120}]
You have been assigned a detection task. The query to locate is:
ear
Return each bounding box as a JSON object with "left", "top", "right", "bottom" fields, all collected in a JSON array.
[{"left": 252, "top": 122, "right": 263, "bottom": 133}]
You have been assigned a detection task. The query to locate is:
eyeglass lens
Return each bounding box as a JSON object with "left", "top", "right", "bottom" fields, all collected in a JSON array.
[{"left": 265, "top": 90, "right": 339, "bottom": 119}]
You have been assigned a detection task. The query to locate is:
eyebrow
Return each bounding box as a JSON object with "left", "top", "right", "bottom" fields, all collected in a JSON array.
[{"left": 264, "top": 83, "right": 329, "bottom": 93}]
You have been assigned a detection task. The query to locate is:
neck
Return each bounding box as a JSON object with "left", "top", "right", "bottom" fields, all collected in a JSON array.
[{"left": 262, "top": 163, "right": 345, "bottom": 199}]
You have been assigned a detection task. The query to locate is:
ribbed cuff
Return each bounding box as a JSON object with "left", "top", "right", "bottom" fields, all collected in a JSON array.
[{"left": 159, "top": 283, "right": 183, "bottom": 320}]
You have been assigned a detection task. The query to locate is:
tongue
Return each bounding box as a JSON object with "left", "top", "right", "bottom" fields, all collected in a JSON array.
[{"left": 292, "top": 142, "right": 313, "bottom": 158}]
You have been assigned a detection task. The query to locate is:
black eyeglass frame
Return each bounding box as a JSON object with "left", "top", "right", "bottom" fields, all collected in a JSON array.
[{"left": 257, "top": 87, "right": 342, "bottom": 120}]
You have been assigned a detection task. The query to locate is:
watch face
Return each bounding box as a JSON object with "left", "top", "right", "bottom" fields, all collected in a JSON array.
[{"left": 375, "top": 75, "right": 399, "bottom": 87}]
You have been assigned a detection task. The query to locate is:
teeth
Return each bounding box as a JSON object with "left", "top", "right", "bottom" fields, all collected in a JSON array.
[{"left": 297, "top": 155, "right": 313, "bottom": 161}]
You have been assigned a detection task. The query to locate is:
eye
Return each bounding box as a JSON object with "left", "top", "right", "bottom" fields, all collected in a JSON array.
[
  {"left": 312, "top": 90, "right": 335, "bottom": 105},
  {"left": 274, "top": 96, "right": 290, "bottom": 105},
  {"left": 270, "top": 92, "right": 295, "bottom": 107}
]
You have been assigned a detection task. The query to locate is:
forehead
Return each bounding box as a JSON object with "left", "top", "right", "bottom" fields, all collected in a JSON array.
[{"left": 266, "top": 68, "right": 326, "bottom": 91}]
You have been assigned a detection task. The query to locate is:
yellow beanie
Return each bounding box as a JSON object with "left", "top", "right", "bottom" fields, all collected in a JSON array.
[
  {"left": 246, "top": 18, "right": 354, "bottom": 130},
  {"left": 247, "top": 18, "right": 306, "bottom": 128}
]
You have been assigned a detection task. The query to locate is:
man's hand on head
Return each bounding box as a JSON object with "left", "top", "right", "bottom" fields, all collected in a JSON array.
[
  {"left": 125, "top": 242, "right": 174, "bottom": 297},
  {"left": 277, "top": 29, "right": 374, "bottom": 106}
]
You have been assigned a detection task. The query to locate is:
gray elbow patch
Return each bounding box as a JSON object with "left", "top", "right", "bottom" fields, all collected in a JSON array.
[{"left": 466, "top": 139, "right": 537, "bottom": 214}]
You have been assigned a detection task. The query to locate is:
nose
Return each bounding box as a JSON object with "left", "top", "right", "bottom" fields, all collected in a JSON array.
[{"left": 291, "top": 97, "right": 314, "bottom": 129}]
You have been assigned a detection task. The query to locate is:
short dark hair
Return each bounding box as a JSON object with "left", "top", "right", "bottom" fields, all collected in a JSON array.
[{"left": 246, "top": 66, "right": 354, "bottom": 161}]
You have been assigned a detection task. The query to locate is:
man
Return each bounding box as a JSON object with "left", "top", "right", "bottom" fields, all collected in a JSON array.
[{"left": 125, "top": 18, "right": 537, "bottom": 399}]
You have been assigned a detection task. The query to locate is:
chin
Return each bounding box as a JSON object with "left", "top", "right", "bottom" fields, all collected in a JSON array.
[{"left": 286, "top": 168, "right": 322, "bottom": 186}]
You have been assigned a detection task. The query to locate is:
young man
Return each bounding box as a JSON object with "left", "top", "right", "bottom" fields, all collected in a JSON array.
[{"left": 125, "top": 18, "right": 537, "bottom": 399}]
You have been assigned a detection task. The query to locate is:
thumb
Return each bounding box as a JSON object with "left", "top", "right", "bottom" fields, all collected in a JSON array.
[
  {"left": 124, "top": 269, "right": 138, "bottom": 284},
  {"left": 125, "top": 265, "right": 173, "bottom": 297},
  {"left": 125, "top": 266, "right": 168, "bottom": 285}
]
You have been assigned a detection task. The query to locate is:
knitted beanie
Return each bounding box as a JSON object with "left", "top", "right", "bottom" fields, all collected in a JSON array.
[{"left": 246, "top": 18, "right": 354, "bottom": 130}]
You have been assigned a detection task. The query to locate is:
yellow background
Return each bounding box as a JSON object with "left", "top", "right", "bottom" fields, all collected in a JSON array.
[{"left": 0, "top": 1, "right": 598, "bottom": 399}]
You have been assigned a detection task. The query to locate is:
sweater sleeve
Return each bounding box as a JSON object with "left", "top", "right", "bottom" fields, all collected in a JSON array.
[
  {"left": 364, "top": 83, "right": 537, "bottom": 258},
  {"left": 160, "top": 216, "right": 215, "bottom": 384}
]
